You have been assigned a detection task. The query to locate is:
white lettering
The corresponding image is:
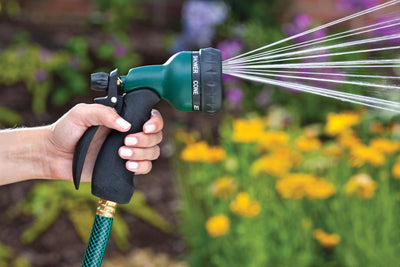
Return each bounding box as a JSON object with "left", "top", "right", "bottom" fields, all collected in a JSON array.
[
  {"left": 192, "top": 55, "right": 199, "bottom": 74},
  {"left": 193, "top": 80, "right": 199, "bottom": 95}
]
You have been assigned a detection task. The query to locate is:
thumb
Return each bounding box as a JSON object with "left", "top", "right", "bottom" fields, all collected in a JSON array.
[{"left": 71, "top": 103, "right": 131, "bottom": 132}]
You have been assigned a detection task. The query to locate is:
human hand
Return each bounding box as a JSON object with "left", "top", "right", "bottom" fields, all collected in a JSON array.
[{"left": 46, "top": 103, "right": 163, "bottom": 182}]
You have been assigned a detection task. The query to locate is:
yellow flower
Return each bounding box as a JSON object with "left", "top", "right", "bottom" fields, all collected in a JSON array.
[
  {"left": 324, "top": 111, "right": 361, "bottom": 136},
  {"left": 313, "top": 229, "right": 340, "bottom": 248},
  {"left": 232, "top": 118, "right": 266, "bottom": 143},
  {"left": 392, "top": 162, "right": 400, "bottom": 179},
  {"left": 370, "top": 138, "right": 400, "bottom": 155},
  {"left": 208, "top": 146, "right": 227, "bottom": 163},
  {"left": 206, "top": 214, "right": 230, "bottom": 237},
  {"left": 344, "top": 173, "right": 377, "bottom": 199},
  {"left": 180, "top": 141, "right": 226, "bottom": 163},
  {"left": 230, "top": 192, "right": 260, "bottom": 218},
  {"left": 336, "top": 130, "right": 362, "bottom": 149},
  {"left": 276, "top": 173, "right": 335, "bottom": 200},
  {"left": 211, "top": 176, "right": 237, "bottom": 199},
  {"left": 175, "top": 128, "right": 197, "bottom": 144},
  {"left": 251, "top": 153, "right": 293, "bottom": 178},
  {"left": 306, "top": 178, "right": 336, "bottom": 199},
  {"left": 349, "top": 144, "right": 385, "bottom": 167},
  {"left": 295, "top": 135, "right": 322, "bottom": 152},
  {"left": 258, "top": 130, "right": 289, "bottom": 150}
]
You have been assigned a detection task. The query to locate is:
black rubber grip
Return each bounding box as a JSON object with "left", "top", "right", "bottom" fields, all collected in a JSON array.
[
  {"left": 73, "top": 126, "right": 99, "bottom": 189},
  {"left": 91, "top": 89, "right": 160, "bottom": 204}
]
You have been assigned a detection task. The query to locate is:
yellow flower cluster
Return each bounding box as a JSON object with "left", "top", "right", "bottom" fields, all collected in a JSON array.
[
  {"left": 392, "top": 156, "right": 400, "bottom": 179},
  {"left": 344, "top": 173, "right": 377, "bottom": 199},
  {"left": 180, "top": 141, "right": 226, "bottom": 163},
  {"left": 349, "top": 144, "right": 385, "bottom": 167},
  {"left": 229, "top": 192, "right": 261, "bottom": 218},
  {"left": 258, "top": 130, "right": 289, "bottom": 150},
  {"left": 206, "top": 214, "right": 230, "bottom": 237},
  {"left": 210, "top": 176, "right": 237, "bottom": 199},
  {"left": 275, "top": 173, "right": 336, "bottom": 200},
  {"left": 324, "top": 111, "right": 361, "bottom": 136},
  {"left": 295, "top": 134, "right": 322, "bottom": 152},
  {"left": 251, "top": 153, "right": 293, "bottom": 177},
  {"left": 336, "top": 130, "right": 362, "bottom": 149},
  {"left": 313, "top": 229, "right": 340, "bottom": 248},
  {"left": 370, "top": 138, "right": 400, "bottom": 155},
  {"left": 232, "top": 117, "right": 267, "bottom": 143}
]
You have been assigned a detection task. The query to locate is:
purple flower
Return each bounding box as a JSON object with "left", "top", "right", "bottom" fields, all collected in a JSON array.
[
  {"left": 226, "top": 87, "right": 243, "bottom": 105},
  {"left": 283, "top": 14, "right": 326, "bottom": 43},
  {"left": 216, "top": 39, "right": 243, "bottom": 61},
  {"left": 173, "top": 0, "right": 228, "bottom": 51},
  {"left": 297, "top": 68, "right": 346, "bottom": 90},
  {"left": 225, "top": 87, "right": 243, "bottom": 111},
  {"left": 113, "top": 44, "right": 127, "bottom": 58},
  {"left": 33, "top": 69, "right": 48, "bottom": 82},
  {"left": 222, "top": 73, "right": 239, "bottom": 84},
  {"left": 373, "top": 15, "right": 400, "bottom": 44},
  {"left": 336, "top": 0, "right": 378, "bottom": 12},
  {"left": 255, "top": 88, "right": 273, "bottom": 107},
  {"left": 39, "top": 49, "right": 52, "bottom": 63},
  {"left": 295, "top": 14, "right": 311, "bottom": 29}
]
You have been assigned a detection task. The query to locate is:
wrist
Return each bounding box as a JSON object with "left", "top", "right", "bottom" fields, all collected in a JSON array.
[{"left": 0, "top": 126, "right": 53, "bottom": 184}]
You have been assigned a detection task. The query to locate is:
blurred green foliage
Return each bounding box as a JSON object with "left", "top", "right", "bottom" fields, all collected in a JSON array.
[
  {"left": 0, "top": 0, "right": 143, "bottom": 115},
  {"left": 0, "top": 107, "right": 22, "bottom": 127},
  {"left": 6, "top": 181, "right": 172, "bottom": 251},
  {"left": 0, "top": 242, "right": 31, "bottom": 267}
]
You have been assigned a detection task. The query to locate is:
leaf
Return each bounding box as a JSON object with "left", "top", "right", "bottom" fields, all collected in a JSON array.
[
  {"left": 111, "top": 213, "right": 130, "bottom": 250},
  {"left": 21, "top": 200, "right": 61, "bottom": 244},
  {"left": 67, "top": 202, "right": 95, "bottom": 243},
  {"left": 0, "top": 107, "right": 23, "bottom": 127},
  {"left": 120, "top": 191, "right": 173, "bottom": 233}
]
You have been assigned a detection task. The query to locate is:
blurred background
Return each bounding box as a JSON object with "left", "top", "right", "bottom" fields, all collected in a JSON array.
[{"left": 1, "top": 0, "right": 400, "bottom": 266}]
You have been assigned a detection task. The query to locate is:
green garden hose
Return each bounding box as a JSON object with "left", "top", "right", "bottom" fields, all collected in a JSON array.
[{"left": 81, "top": 199, "right": 117, "bottom": 267}]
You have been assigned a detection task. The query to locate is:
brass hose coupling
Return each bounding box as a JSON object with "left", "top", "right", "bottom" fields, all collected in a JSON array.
[{"left": 96, "top": 199, "right": 117, "bottom": 218}]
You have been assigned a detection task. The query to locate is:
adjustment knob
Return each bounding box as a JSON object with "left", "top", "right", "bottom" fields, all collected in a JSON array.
[{"left": 91, "top": 72, "right": 109, "bottom": 91}]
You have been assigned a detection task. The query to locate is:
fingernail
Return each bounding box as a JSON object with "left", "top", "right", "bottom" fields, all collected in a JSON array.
[
  {"left": 126, "top": 136, "right": 138, "bottom": 146},
  {"left": 144, "top": 124, "right": 156, "bottom": 133},
  {"left": 120, "top": 148, "right": 132, "bottom": 157},
  {"left": 116, "top": 118, "right": 131, "bottom": 130},
  {"left": 151, "top": 109, "right": 159, "bottom": 116},
  {"left": 128, "top": 161, "right": 138, "bottom": 170}
]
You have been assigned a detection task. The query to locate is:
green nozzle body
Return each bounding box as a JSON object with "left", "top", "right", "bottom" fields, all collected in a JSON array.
[{"left": 120, "top": 48, "right": 222, "bottom": 113}]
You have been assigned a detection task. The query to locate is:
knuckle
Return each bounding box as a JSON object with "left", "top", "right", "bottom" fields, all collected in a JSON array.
[
  {"left": 154, "top": 146, "right": 161, "bottom": 159},
  {"left": 143, "top": 162, "right": 153, "bottom": 174}
]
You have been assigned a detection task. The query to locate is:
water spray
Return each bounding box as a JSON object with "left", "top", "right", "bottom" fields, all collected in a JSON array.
[
  {"left": 73, "top": 48, "right": 222, "bottom": 266},
  {"left": 224, "top": 0, "right": 400, "bottom": 113}
]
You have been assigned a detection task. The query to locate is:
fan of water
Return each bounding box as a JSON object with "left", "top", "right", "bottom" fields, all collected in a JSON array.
[{"left": 223, "top": 0, "right": 400, "bottom": 113}]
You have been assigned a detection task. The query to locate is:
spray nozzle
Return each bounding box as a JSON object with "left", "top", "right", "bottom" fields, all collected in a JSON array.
[
  {"left": 120, "top": 47, "right": 223, "bottom": 114},
  {"left": 73, "top": 48, "right": 223, "bottom": 204}
]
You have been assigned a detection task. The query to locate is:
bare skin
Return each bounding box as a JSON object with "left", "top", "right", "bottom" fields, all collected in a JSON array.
[{"left": 0, "top": 103, "right": 164, "bottom": 185}]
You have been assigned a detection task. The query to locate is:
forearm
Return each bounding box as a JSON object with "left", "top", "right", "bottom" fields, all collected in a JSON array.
[{"left": 0, "top": 126, "right": 51, "bottom": 185}]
